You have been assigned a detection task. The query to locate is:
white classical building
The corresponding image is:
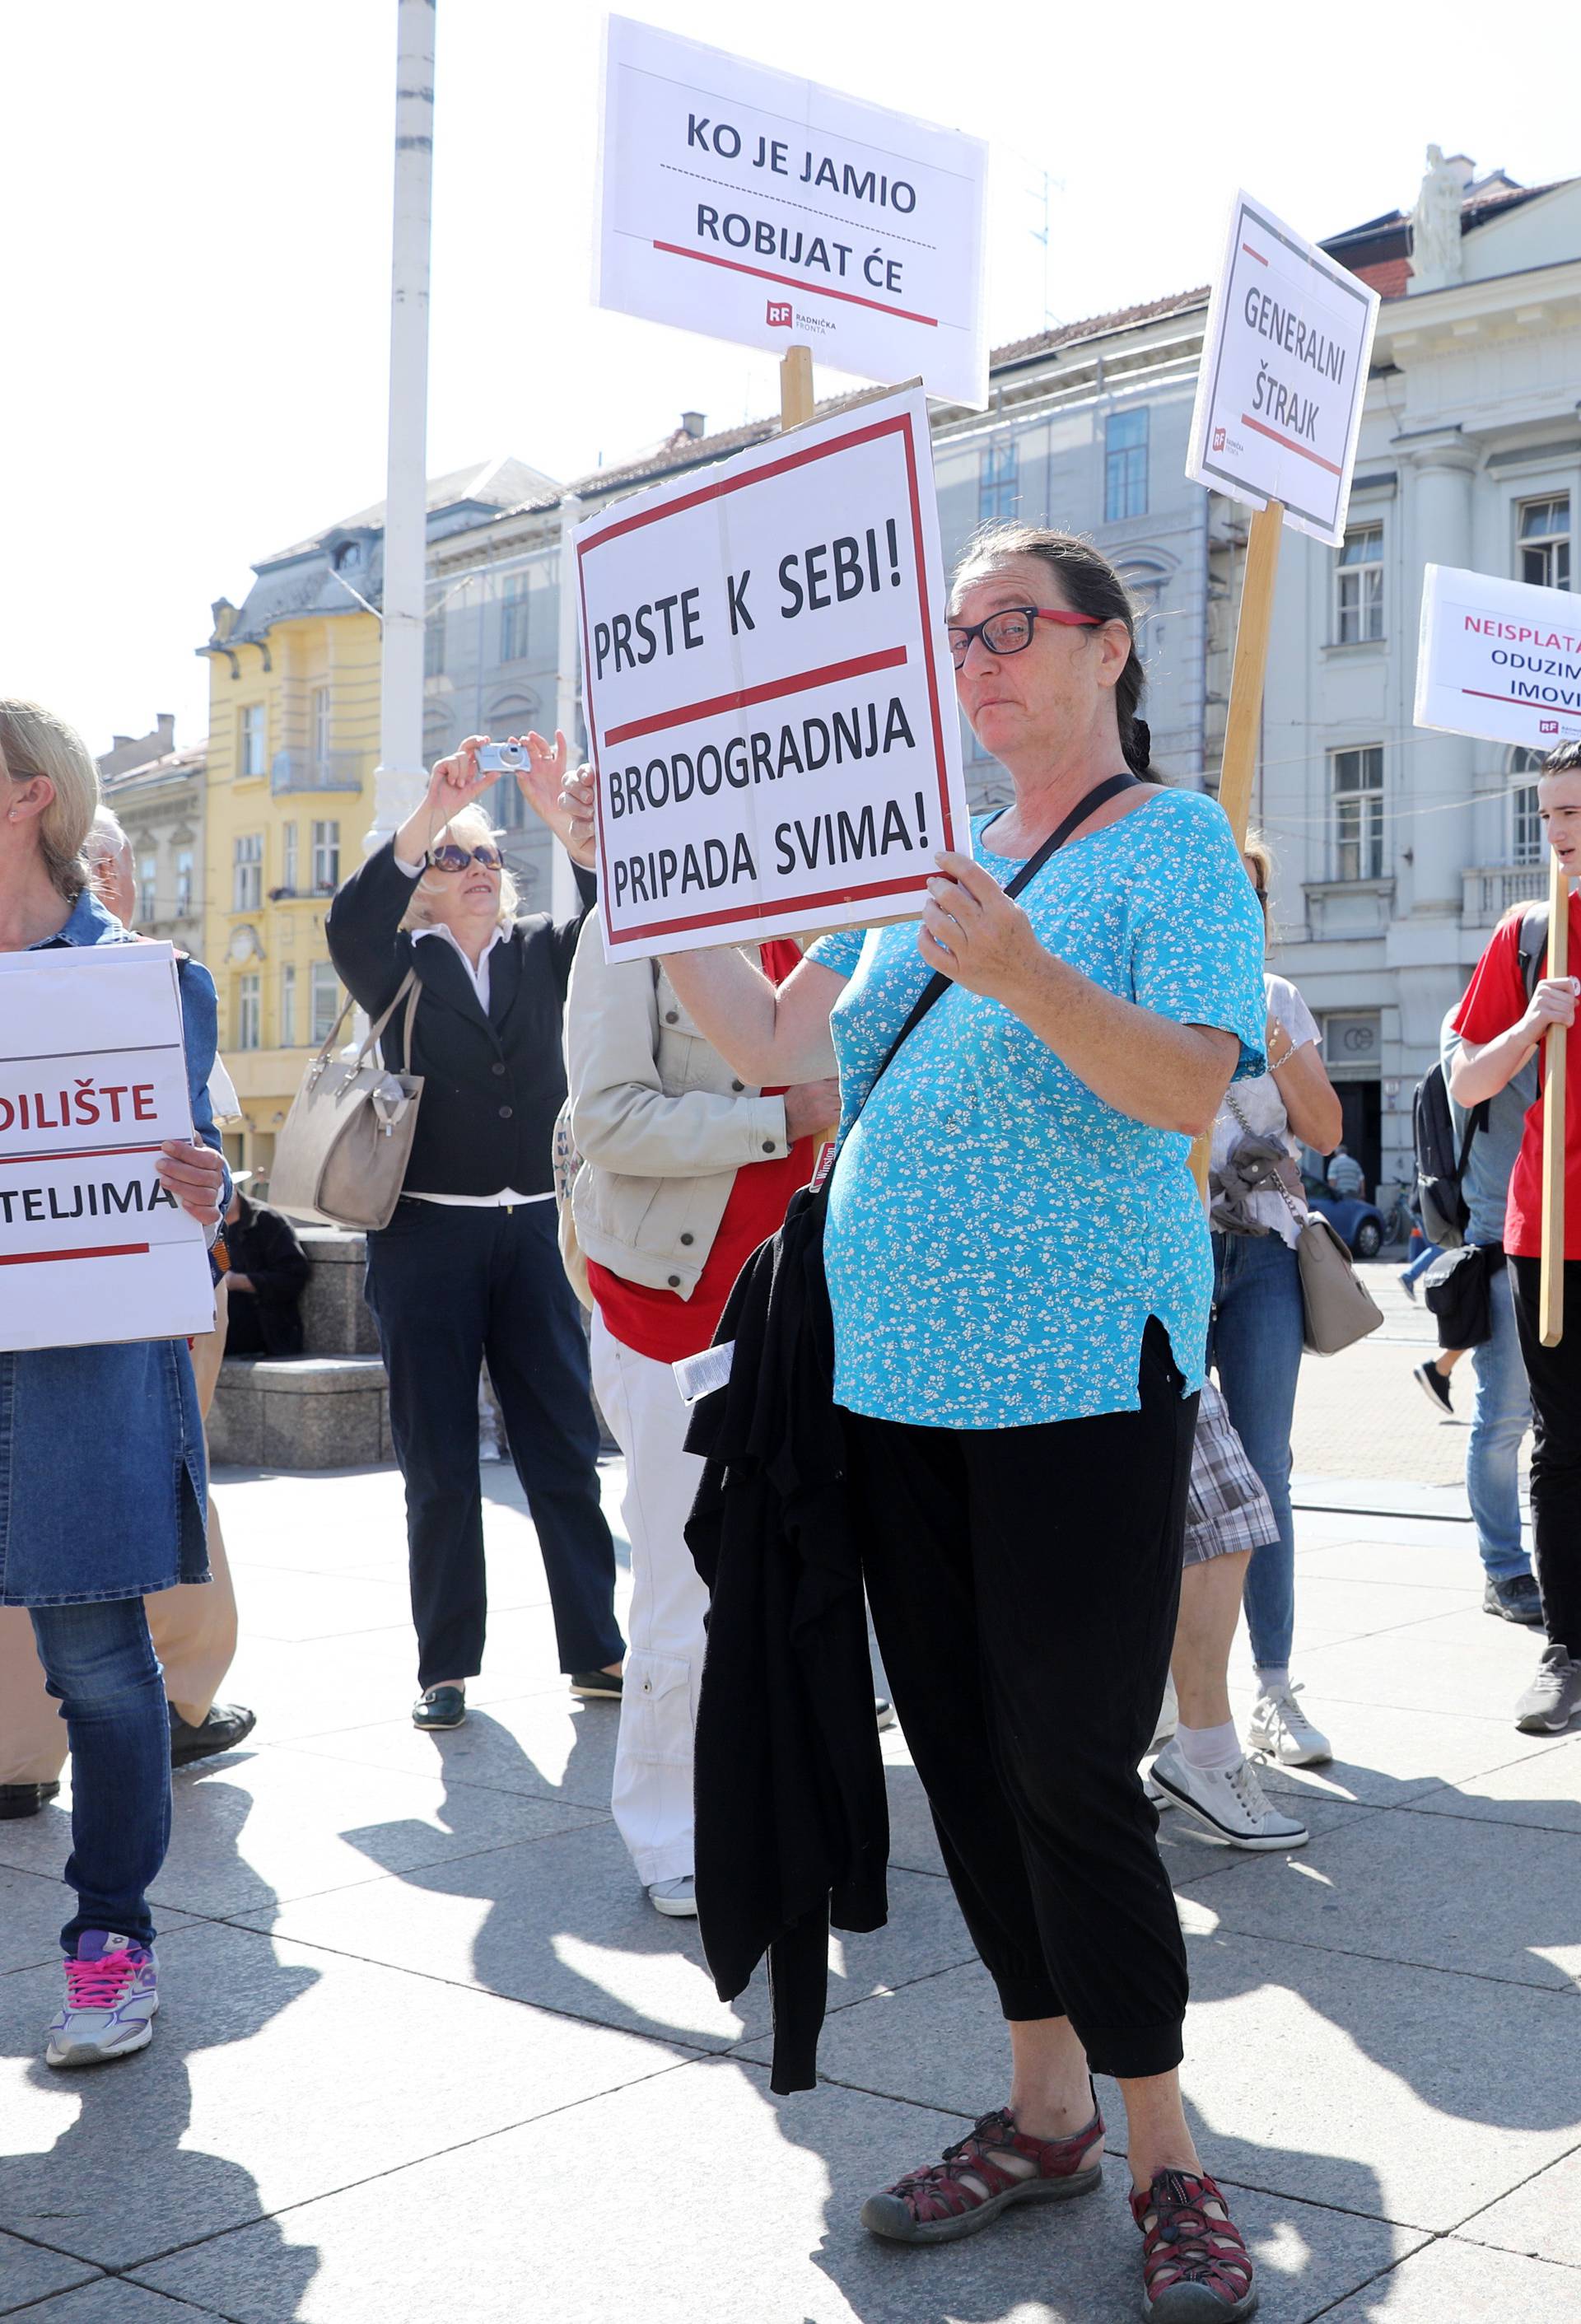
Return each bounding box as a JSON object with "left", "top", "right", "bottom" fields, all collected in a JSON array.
[
  {"left": 1258, "top": 154, "right": 1581, "bottom": 1198},
  {"left": 412, "top": 150, "right": 1577, "bottom": 1206}
]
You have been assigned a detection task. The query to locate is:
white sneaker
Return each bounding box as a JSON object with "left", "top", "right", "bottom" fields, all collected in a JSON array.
[
  {"left": 1144, "top": 1768, "right": 1174, "bottom": 1808},
  {"left": 1514, "top": 1643, "right": 1581, "bottom": 1734},
  {"left": 874, "top": 1695, "right": 898, "bottom": 1732},
  {"left": 1150, "top": 1740, "right": 1309, "bottom": 1850},
  {"left": 44, "top": 1932, "right": 159, "bottom": 2067},
  {"left": 647, "top": 1876, "right": 697, "bottom": 1918},
  {"left": 1248, "top": 1682, "right": 1331, "bottom": 1768}
]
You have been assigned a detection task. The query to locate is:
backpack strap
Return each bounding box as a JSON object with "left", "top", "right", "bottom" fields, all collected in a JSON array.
[
  {"left": 1453, "top": 1095, "right": 1488, "bottom": 1182},
  {"left": 1517, "top": 903, "right": 1550, "bottom": 1002}
]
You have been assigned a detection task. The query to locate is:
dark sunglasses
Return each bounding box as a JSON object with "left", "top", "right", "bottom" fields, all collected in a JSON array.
[
  {"left": 427, "top": 843, "right": 503, "bottom": 873},
  {"left": 947, "top": 604, "right": 1101, "bottom": 670}
]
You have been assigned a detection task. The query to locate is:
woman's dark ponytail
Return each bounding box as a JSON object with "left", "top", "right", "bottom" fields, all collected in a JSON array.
[{"left": 950, "top": 524, "right": 1159, "bottom": 783}]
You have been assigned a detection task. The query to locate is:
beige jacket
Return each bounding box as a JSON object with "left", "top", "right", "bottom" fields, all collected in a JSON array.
[{"left": 563, "top": 910, "right": 791, "bottom": 1300}]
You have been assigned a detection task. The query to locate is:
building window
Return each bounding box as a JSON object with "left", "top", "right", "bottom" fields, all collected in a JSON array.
[
  {"left": 236, "top": 973, "right": 261, "bottom": 1052},
  {"left": 978, "top": 441, "right": 1017, "bottom": 525},
  {"left": 1331, "top": 746, "right": 1385, "bottom": 880},
  {"left": 424, "top": 613, "right": 445, "bottom": 679},
  {"left": 1104, "top": 408, "right": 1149, "bottom": 522},
  {"left": 310, "top": 961, "right": 341, "bottom": 1044},
  {"left": 501, "top": 573, "right": 533, "bottom": 662},
  {"left": 280, "top": 964, "right": 298, "bottom": 1048},
  {"left": 1510, "top": 746, "right": 1546, "bottom": 863},
  {"left": 239, "top": 703, "right": 266, "bottom": 779},
  {"left": 1518, "top": 496, "right": 1570, "bottom": 590},
  {"left": 282, "top": 822, "right": 298, "bottom": 894},
  {"left": 232, "top": 833, "right": 263, "bottom": 912},
  {"left": 175, "top": 848, "right": 194, "bottom": 917},
  {"left": 311, "top": 686, "right": 331, "bottom": 772},
  {"left": 311, "top": 819, "right": 340, "bottom": 891},
  {"left": 1335, "top": 523, "right": 1384, "bottom": 644},
  {"left": 137, "top": 853, "right": 156, "bottom": 926}
]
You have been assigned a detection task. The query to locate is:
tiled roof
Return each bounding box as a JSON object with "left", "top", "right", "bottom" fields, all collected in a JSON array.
[{"left": 265, "top": 455, "right": 562, "bottom": 565}]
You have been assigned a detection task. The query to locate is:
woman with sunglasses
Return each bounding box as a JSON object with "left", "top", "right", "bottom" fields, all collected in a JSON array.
[
  {"left": 327, "top": 735, "right": 625, "bottom": 1729},
  {"left": 632, "top": 526, "right": 1268, "bottom": 2319}
]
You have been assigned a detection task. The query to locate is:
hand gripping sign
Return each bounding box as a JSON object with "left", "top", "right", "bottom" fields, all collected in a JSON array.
[
  {"left": 596, "top": 16, "right": 989, "bottom": 410},
  {"left": 1187, "top": 189, "right": 1379, "bottom": 549},
  {"left": 576, "top": 385, "right": 969, "bottom": 962},
  {"left": 0, "top": 943, "right": 214, "bottom": 1352}
]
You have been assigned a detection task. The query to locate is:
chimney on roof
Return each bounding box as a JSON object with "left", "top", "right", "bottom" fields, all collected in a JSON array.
[
  {"left": 156, "top": 713, "right": 175, "bottom": 754},
  {"left": 1443, "top": 153, "right": 1477, "bottom": 190},
  {"left": 680, "top": 410, "right": 707, "bottom": 440}
]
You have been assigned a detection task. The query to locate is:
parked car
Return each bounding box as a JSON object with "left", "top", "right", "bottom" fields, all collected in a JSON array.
[{"left": 1303, "top": 1176, "right": 1387, "bottom": 1260}]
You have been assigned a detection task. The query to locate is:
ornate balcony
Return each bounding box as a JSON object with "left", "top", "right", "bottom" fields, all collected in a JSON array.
[
  {"left": 270, "top": 751, "right": 365, "bottom": 796},
  {"left": 1462, "top": 862, "right": 1546, "bottom": 930}
]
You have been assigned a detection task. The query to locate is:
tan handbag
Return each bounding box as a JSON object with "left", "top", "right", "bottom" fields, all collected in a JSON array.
[
  {"left": 1222, "top": 1089, "right": 1383, "bottom": 1356},
  {"left": 268, "top": 974, "right": 424, "bottom": 1231},
  {"left": 551, "top": 1097, "right": 593, "bottom": 1311}
]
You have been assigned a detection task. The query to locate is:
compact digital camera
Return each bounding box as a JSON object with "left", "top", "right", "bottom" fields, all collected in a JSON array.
[{"left": 474, "top": 742, "right": 528, "bottom": 774}]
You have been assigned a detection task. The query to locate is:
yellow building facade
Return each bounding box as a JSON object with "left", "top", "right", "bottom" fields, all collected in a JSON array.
[{"left": 200, "top": 557, "right": 380, "bottom": 1183}]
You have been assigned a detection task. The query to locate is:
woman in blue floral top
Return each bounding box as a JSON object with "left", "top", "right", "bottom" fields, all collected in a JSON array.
[{"left": 658, "top": 528, "right": 1266, "bottom": 2321}]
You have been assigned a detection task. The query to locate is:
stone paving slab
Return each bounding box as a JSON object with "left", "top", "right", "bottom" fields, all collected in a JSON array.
[
  {"left": 1322, "top": 2235, "right": 1581, "bottom": 2318},
  {"left": 1408, "top": 1734, "right": 1581, "bottom": 1837},
  {"left": 131, "top": 2050, "right": 1429, "bottom": 2324},
  {"left": 1296, "top": 1603, "right": 1546, "bottom": 1720},
  {"left": 0, "top": 1920, "right": 694, "bottom": 2272},
  {"left": 1238, "top": 1701, "right": 1571, "bottom": 1811},
  {"left": 13, "top": 2284, "right": 223, "bottom": 2322},
  {"left": 273, "top": 1692, "right": 627, "bottom": 1810},
  {"left": 239, "top": 1812, "right": 982, "bottom": 2056},
  {"left": 0, "top": 2231, "right": 100, "bottom": 2316},
  {"left": 1176, "top": 1804, "right": 1581, "bottom": 1992},
  {"left": 1457, "top": 2141, "right": 1581, "bottom": 2265}
]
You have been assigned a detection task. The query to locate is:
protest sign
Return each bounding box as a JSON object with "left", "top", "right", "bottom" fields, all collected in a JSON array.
[
  {"left": 576, "top": 384, "right": 968, "bottom": 961},
  {"left": 0, "top": 943, "right": 214, "bottom": 1353},
  {"left": 1415, "top": 564, "right": 1581, "bottom": 751},
  {"left": 1187, "top": 189, "right": 1379, "bottom": 548},
  {"left": 596, "top": 16, "right": 988, "bottom": 409}
]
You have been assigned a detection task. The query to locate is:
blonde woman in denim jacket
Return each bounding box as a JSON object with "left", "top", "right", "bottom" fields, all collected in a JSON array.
[{"left": 0, "top": 702, "right": 227, "bottom": 2068}]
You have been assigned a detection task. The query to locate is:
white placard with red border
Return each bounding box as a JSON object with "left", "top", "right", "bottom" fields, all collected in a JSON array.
[
  {"left": 595, "top": 16, "right": 988, "bottom": 409},
  {"left": 0, "top": 944, "right": 214, "bottom": 1352},
  {"left": 1186, "top": 189, "right": 1380, "bottom": 548},
  {"left": 1415, "top": 563, "right": 1581, "bottom": 750},
  {"left": 576, "top": 385, "right": 968, "bottom": 961}
]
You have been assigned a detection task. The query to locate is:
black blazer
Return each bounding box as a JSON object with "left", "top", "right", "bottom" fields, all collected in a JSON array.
[{"left": 325, "top": 839, "right": 595, "bottom": 1199}]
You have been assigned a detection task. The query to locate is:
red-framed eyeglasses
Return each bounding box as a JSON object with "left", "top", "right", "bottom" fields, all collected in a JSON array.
[{"left": 947, "top": 604, "right": 1102, "bottom": 670}]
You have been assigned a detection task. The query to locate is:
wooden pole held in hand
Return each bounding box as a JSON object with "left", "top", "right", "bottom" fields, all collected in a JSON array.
[
  {"left": 1539, "top": 847, "right": 1570, "bottom": 1347},
  {"left": 1190, "top": 498, "right": 1285, "bottom": 1198},
  {"left": 779, "top": 346, "right": 814, "bottom": 432}
]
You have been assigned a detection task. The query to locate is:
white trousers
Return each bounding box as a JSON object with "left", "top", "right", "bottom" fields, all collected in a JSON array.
[{"left": 590, "top": 1309, "right": 711, "bottom": 1887}]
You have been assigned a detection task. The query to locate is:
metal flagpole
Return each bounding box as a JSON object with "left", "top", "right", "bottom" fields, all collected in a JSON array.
[
  {"left": 552, "top": 492, "right": 583, "bottom": 919},
  {"left": 367, "top": 0, "right": 436, "bottom": 850}
]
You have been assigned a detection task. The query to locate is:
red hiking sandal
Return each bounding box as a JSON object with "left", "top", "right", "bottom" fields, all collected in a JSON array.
[
  {"left": 1131, "top": 2168, "right": 1257, "bottom": 2319},
  {"left": 860, "top": 2102, "right": 1104, "bottom": 2245}
]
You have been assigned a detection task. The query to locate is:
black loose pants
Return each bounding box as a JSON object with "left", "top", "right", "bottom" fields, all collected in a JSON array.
[
  {"left": 1510, "top": 1258, "right": 1581, "bottom": 1654},
  {"left": 845, "top": 1318, "right": 1196, "bottom": 2082},
  {"left": 365, "top": 1198, "right": 625, "bottom": 1689}
]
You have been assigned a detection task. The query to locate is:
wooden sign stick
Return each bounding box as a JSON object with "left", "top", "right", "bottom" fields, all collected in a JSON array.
[
  {"left": 780, "top": 346, "right": 814, "bottom": 431},
  {"left": 1539, "top": 846, "right": 1570, "bottom": 1346},
  {"left": 1191, "top": 497, "right": 1285, "bottom": 1194}
]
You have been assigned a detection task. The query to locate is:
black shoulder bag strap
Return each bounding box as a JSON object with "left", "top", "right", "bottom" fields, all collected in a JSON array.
[{"left": 858, "top": 772, "right": 1143, "bottom": 1104}]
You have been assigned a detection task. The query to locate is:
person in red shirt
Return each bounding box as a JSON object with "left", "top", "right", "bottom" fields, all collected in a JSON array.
[
  {"left": 1452, "top": 740, "right": 1581, "bottom": 1734},
  {"left": 563, "top": 921, "right": 838, "bottom": 1916}
]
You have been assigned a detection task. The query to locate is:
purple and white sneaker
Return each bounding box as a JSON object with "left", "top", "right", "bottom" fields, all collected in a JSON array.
[{"left": 45, "top": 1931, "right": 159, "bottom": 2067}]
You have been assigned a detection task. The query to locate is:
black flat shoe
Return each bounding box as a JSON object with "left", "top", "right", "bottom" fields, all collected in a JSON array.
[
  {"left": 170, "top": 1703, "right": 258, "bottom": 1767},
  {"left": 413, "top": 1685, "right": 468, "bottom": 1730},
  {"left": 0, "top": 1782, "right": 59, "bottom": 1820},
  {"left": 568, "top": 1669, "right": 623, "bottom": 1701}
]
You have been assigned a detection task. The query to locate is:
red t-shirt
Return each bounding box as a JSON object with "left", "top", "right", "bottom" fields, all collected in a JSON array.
[
  {"left": 587, "top": 940, "right": 819, "bottom": 1363},
  {"left": 1453, "top": 890, "right": 1581, "bottom": 1258}
]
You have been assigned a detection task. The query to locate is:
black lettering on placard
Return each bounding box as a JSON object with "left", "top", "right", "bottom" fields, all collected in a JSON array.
[
  {"left": 779, "top": 524, "right": 903, "bottom": 618},
  {"left": 604, "top": 696, "right": 917, "bottom": 822}
]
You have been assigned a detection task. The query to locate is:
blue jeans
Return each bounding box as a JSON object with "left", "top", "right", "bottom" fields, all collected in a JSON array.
[
  {"left": 1467, "top": 1258, "right": 1534, "bottom": 1582},
  {"left": 1401, "top": 1240, "right": 1440, "bottom": 1287},
  {"left": 28, "top": 1597, "right": 170, "bottom": 1954},
  {"left": 1209, "top": 1232, "right": 1304, "bottom": 1673}
]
